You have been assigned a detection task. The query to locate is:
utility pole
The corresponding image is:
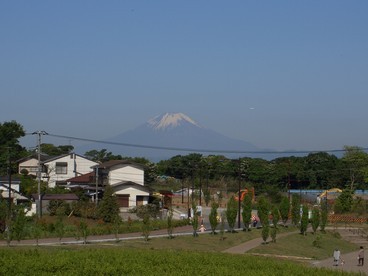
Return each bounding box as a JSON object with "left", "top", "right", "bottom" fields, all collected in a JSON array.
[
  {"left": 33, "top": 131, "right": 47, "bottom": 218},
  {"left": 7, "top": 147, "right": 12, "bottom": 217},
  {"left": 238, "top": 158, "right": 241, "bottom": 229},
  {"left": 95, "top": 166, "right": 99, "bottom": 205}
]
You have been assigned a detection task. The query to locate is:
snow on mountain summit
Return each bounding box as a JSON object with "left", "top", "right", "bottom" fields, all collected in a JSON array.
[{"left": 147, "top": 113, "right": 201, "bottom": 130}]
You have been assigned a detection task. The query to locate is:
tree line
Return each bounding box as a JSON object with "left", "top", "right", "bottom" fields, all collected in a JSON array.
[{"left": 1, "top": 120, "right": 368, "bottom": 195}]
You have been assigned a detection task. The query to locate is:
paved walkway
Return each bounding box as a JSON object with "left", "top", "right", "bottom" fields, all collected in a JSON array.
[
  {"left": 222, "top": 230, "right": 298, "bottom": 254},
  {"left": 0, "top": 225, "right": 194, "bottom": 246}
]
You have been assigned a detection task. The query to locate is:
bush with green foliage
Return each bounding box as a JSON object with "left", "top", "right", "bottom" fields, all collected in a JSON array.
[
  {"left": 47, "top": 200, "right": 71, "bottom": 216},
  {"left": 334, "top": 189, "right": 353, "bottom": 214},
  {"left": 131, "top": 203, "right": 159, "bottom": 219}
]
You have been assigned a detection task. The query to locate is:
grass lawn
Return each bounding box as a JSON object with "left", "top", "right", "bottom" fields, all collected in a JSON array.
[
  {"left": 0, "top": 247, "right": 357, "bottom": 275},
  {"left": 89, "top": 226, "right": 294, "bottom": 252},
  {"left": 247, "top": 229, "right": 359, "bottom": 260},
  {"left": 0, "top": 225, "right": 361, "bottom": 275}
]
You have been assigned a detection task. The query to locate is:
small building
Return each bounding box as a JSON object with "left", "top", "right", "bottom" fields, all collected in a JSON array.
[
  {"left": 94, "top": 160, "right": 150, "bottom": 209},
  {"left": 32, "top": 193, "right": 79, "bottom": 215}
]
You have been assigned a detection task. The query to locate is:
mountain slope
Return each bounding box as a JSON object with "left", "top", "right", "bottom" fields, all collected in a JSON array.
[{"left": 78, "top": 112, "right": 262, "bottom": 161}]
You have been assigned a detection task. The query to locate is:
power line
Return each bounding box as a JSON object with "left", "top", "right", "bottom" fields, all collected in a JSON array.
[{"left": 25, "top": 132, "right": 368, "bottom": 155}]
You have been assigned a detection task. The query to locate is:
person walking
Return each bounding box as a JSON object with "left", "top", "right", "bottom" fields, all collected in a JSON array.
[
  {"left": 333, "top": 248, "right": 341, "bottom": 266},
  {"left": 358, "top": 246, "right": 364, "bottom": 266}
]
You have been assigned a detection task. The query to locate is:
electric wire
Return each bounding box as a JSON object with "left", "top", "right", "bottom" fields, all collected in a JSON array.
[{"left": 25, "top": 132, "right": 368, "bottom": 155}]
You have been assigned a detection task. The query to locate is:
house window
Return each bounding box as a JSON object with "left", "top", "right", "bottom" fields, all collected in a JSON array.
[{"left": 55, "top": 162, "right": 68, "bottom": 174}]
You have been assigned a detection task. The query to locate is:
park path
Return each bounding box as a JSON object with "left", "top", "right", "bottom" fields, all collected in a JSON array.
[
  {"left": 0, "top": 225, "right": 194, "bottom": 246},
  {"left": 223, "top": 226, "right": 368, "bottom": 275},
  {"left": 222, "top": 230, "right": 298, "bottom": 254}
]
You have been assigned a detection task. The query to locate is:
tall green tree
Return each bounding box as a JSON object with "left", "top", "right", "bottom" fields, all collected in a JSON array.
[
  {"left": 225, "top": 196, "right": 238, "bottom": 232},
  {"left": 305, "top": 152, "right": 339, "bottom": 189},
  {"left": 241, "top": 193, "right": 252, "bottom": 231},
  {"left": 12, "top": 207, "right": 26, "bottom": 243},
  {"left": 209, "top": 202, "right": 219, "bottom": 234},
  {"left": 190, "top": 191, "right": 200, "bottom": 237},
  {"left": 320, "top": 201, "right": 328, "bottom": 232},
  {"left": 342, "top": 146, "right": 368, "bottom": 190},
  {"left": 84, "top": 149, "right": 122, "bottom": 162},
  {"left": 291, "top": 194, "right": 301, "bottom": 226},
  {"left": 97, "top": 185, "right": 120, "bottom": 223},
  {"left": 257, "top": 196, "right": 270, "bottom": 243},
  {"left": 311, "top": 207, "right": 320, "bottom": 234},
  {"left": 41, "top": 143, "right": 74, "bottom": 156},
  {"left": 300, "top": 205, "right": 309, "bottom": 235},
  {"left": 0, "top": 120, "right": 26, "bottom": 175},
  {"left": 271, "top": 206, "right": 280, "bottom": 229},
  {"left": 279, "top": 196, "right": 290, "bottom": 225}
]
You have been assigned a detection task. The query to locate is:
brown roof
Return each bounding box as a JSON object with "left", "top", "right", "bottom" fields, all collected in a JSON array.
[{"left": 66, "top": 172, "right": 94, "bottom": 183}]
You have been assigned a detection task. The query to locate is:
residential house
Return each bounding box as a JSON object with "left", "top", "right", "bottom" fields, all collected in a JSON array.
[
  {"left": 41, "top": 153, "right": 98, "bottom": 188},
  {"left": 17, "top": 153, "right": 50, "bottom": 176},
  {"left": 65, "top": 172, "right": 103, "bottom": 200},
  {"left": 0, "top": 176, "right": 29, "bottom": 204},
  {"left": 94, "top": 160, "right": 150, "bottom": 209}
]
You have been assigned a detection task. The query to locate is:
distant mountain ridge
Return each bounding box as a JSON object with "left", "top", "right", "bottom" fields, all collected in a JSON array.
[{"left": 77, "top": 112, "right": 264, "bottom": 161}]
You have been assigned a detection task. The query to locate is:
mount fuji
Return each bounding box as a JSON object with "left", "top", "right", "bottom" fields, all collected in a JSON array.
[{"left": 78, "top": 112, "right": 263, "bottom": 161}]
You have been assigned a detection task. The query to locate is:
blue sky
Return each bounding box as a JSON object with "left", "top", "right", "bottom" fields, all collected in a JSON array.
[{"left": 1, "top": 1, "right": 367, "bottom": 152}]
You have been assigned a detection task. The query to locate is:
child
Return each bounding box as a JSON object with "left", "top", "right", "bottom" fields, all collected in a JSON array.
[{"left": 199, "top": 224, "right": 206, "bottom": 233}]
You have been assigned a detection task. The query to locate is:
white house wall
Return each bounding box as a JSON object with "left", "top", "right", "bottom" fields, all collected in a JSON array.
[
  {"left": 18, "top": 158, "right": 39, "bottom": 176},
  {"left": 43, "top": 154, "right": 98, "bottom": 188},
  {"left": 109, "top": 165, "right": 144, "bottom": 185}
]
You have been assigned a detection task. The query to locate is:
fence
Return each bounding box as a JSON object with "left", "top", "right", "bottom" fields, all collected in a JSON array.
[{"left": 328, "top": 214, "right": 368, "bottom": 224}]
